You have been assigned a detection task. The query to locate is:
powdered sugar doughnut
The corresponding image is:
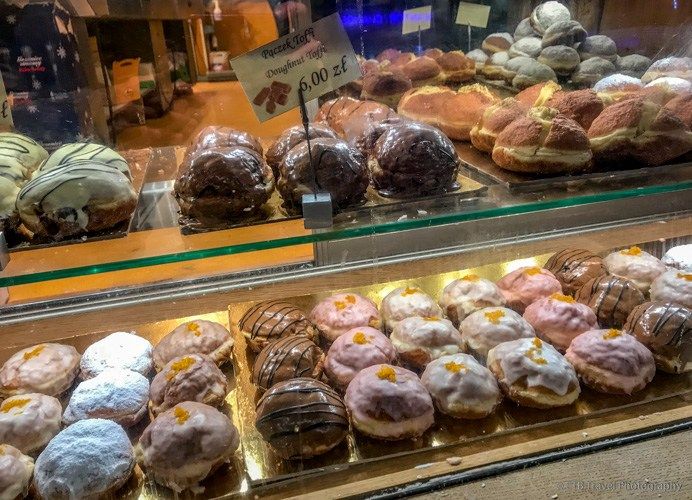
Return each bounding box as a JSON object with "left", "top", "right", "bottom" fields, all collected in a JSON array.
[
  {"left": 0, "top": 343, "right": 80, "bottom": 398},
  {"left": 153, "top": 320, "right": 233, "bottom": 370},
  {"left": 380, "top": 286, "right": 442, "bottom": 333},
  {"left": 662, "top": 244, "right": 692, "bottom": 271},
  {"left": 33, "top": 419, "right": 135, "bottom": 499},
  {"left": 523, "top": 293, "right": 599, "bottom": 351},
  {"left": 421, "top": 353, "right": 502, "bottom": 419},
  {"left": 460, "top": 306, "right": 535, "bottom": 359},
  {"left": 0, "top": 393, "right": 61, "bottom": 456},
  {"left": 487, "top": 337, "right": 580, "bottom": 408},
  {"left": 439, "top": 274, "right": 506, "bottom": 326},
  {"left": 80, "top": 331, "right": 153, "bottom": 379},
  {"left": 150, "top": 354, "right": 228, "bottom": 417},
  {"left": 309, "top": 293, "right": 381, "bottom": 343},
  {"left": 324, "top": 327, "right": 397, "bottom": 389},
  {"left": 565, "top": 329, "right": 655, "bottom": 394},
  {"left": 62, "top": 369, "right": 149, "bottom": 427},
  {"left": 0, "top": 445, "right": 33, "bottom": 500},
  {"left": 345, "top": 364, "right": 434, "bottom": 440},
  {"left": 496, "top": 267, "right": 562, "bottom": 313},
  {"left": 604, "top": 246, "right": 666, "bottom": 293},
  {"left": 136, "top": 401, "right": 240, "bottom": 492},
  {"left": 390, "top": 316, "right": 465, "bottom": 370},
  {"left": 650, "top": 270, "right": 692, "bottom": 308}
]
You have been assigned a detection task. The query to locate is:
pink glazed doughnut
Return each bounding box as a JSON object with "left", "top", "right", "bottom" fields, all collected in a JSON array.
[
  {"left": 523, "top": 293, "right": 599, "bottom": 351},
  {"left": 310, "top": 293, "right": 382, "bottom": 343},
  {"left": 324, "top": 327, "right": 397, "bottom": 389},
  {"left": 565, "top": 329, "right": 656, "bottom": 394},
  {"left": 344, "top": 364, "right": 434, "bottom": 440},
  {"left": 496, "top": 266, "right": 562, "bottom": 313}
]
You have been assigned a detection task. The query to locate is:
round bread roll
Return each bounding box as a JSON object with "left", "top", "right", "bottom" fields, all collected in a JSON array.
[
  {"left": 546, "top": 89, "right": 605, "bottom": 130},
  {"left": 470, "top": 97, "right": 528, "bottom": 153},
  {"left": 592, "top": 74, "right": 644, "bottom": 103},
  {"left": 361, "top": 70, "right": 412, "bottom": 108},
  {"left": 401, "top": 56, "right": 443, "bottom": 87},
  {"left": 188, "top": 126, "right": 263, "bottom": 157},
  {"left": 423, "top": 48, "right": 445, "bottom": 60},
  {"left": 482, "top": 33, "right": 514, "bottom": 54},
  {"left": 512, "top": 60, "right": 557, "bottom": 90},
  {"left": 315, "top": 96, "right": 361, "bottom": 133},
  {"left": 493, "top": 106, "right": 592, "bottom": 174},
  {"left": 541, "top": 20, "right": 587, "bottom": 48},
  {"left": 466, "top": 48, "right": 489, "bottom": 68},
  {"left": 515, "top": 80, "right": 562, "bottom": 107},
  {"left": 615, "top": 54, "right": 652, "bottom": 79},
  {"left": 645, "top": 76, "right": 692, "bottom": 94},
  {"left": 502, "top": 56, "right": 535, "bottom": 84},
  {"left": 571, "top": 57, "right": 616, "bottom": 87},
  {"left": 278, "top": 137, "right": 368, "bottom": 212},
  {"left": 509, "top": 37, "right": 542, "bottom": 59},
  {"left": 530, "top": 1, "right": 571, "bottom": 35},
  {"left": 390, "top": 52, "right": 416, "bottom": 69},
  {"left": 641, "top": 56, "right": 692, "bottom": 84},
  {"left": 265, "top": 124, "right": 338, "bottom": 179},
  {"left": 376, "top": 48, "right": 402, "bottom": 63},
  {"left": 436, "top": 51, "right": 475, "bottom": 84},
  {"left": 514, "top": 17, "right": 539, "bottom": 40},
  {"left": 578, "top": 35, "right": 618, "bottom": 62},
  {"left": 587, "top": 98, "right": 692, "bottom": 167},
  {"left": 372, "top": 121, "right": 460, "bottom": 197},
  {"left": 153, "top": 319, "right": 234, "bottom": 370},
  {"left": 538, "top": 45, "right": 580, "bottom": 76},
  {"left": 397, "top": 86, "right": 456, "bottom": 127},
  {"left": 174, "top": 146, "right": 274, "bottom": 225},
  {"left": 438, "top": 84, "right": 498, "bottom": 141},
  {"left": 479, "top": 51, "right": 509, "bottom": 80}
]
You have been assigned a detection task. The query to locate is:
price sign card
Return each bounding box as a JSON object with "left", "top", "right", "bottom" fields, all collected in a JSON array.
[
  {"left": 455, "top": 2, "right": 491, "bottom": 28},
  {"left": 0, "top": 73, "right": 12, "bottom": 128},
  {"left": 402, "top": 6, "right": 432, "bottom": 35},
  {"left": 232, "top": 13, "right": 360, "bottom": 122}
]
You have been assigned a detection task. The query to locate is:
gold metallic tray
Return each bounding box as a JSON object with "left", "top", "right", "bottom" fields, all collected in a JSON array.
[{"left": 228, "top": 254, "right": 692, "bottom": 486}]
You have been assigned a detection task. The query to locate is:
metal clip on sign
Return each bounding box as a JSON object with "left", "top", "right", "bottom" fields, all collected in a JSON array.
[{"left": 298, "top": 87, "right": 333, "bottom": 229}]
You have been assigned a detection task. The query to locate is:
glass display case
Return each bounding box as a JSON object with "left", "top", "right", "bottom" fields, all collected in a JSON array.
[{"left": 0, "top": 1, "right": 690, "bottom": 498}]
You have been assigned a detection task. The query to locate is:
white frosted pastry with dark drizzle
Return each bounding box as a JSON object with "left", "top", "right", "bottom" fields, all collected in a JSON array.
[{"left": 37, "top": 142, "right": 131, "bottom": 178}]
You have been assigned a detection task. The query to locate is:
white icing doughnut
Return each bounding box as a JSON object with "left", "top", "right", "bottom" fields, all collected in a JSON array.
[
  {"left": 0, "top": 444, "right": 34, "bottom": 500},
  {"left": 0, "top": 133, "right": 48, "bottom": 217},
  {"left": 33, "top": 419, "right": 135, "bottom": 499},
  {"left": 37, "top": 143, "right": 131, "bottom": 178},
  {"left": 603, "top": 246, "right": 666, "bottom": 293},
  {"left": 63, "top": 369, "right": 150, "bottom": 427},
  {"left": 153, "top": 319, "right": 234, "bottom": 370},
  {"left": 460, "top": 306, "right": 535, "bottom": 358},
  {"left": 439, "top": 275, "right": 506, "bottom": 325},
  {"left": 390, "top": 316, "right": 465, "bottom": 369},
  {"left": 662, "top": 244, "right": 692, "bottom": 271},
  {"left": 650, "top": 270, "right": 692, "bottom": 308},
  {"left": 0, "top": 393, "right": 62, "bottom": 455},
  {"left": 0, "top": 343, "right": 80, "bottom": 398},
  {"left": 381, "top": 285, "right": 443, "bottom": 332},
  {"left": 80, "top": 331, "right": 153, "bottom": 379}
]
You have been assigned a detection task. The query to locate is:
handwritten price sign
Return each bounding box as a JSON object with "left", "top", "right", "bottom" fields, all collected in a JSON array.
[
  {"left": 232, "top": 13, "right": 360, "bottom": 122},
  {"left": 0, "top": 73, "right": 12, "bottom": 128}
]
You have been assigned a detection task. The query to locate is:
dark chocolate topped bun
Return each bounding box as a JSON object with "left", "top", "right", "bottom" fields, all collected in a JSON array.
[
  {"left": 624, "top": 301, "right": 691, "bottom": 373},
  {"left": 174, "top": 146, "right": 274, "bottom": 224},
  {"left": 252, "top": 336, "right": 324, "bottom": 391},
  {"left": 188, "top": 126, "right": 263, "bottom": 156},
  {"left": 350, "top": 115, "right": 410, "bottom": 155},
  {"left": 265, "top": 124, "right": 339, "bottom": 179},
  {"left": 544, "top": 248, "right": 607, "bottom": 296},
  {"left": 372, "top": 121, "right": 459, "bottom": 197},
  {"left": 255, "top": 377, "right": 348, "bottom": 459},
  {"left": 314, "top": 96, "right": 361, "bottom": 134},
  {"left": 277, "top": 137, "right": 368, "bottom": 212},
  {"left": 239, "top": 300, "right": 317, "bottom": 352},
  {"left": 575, "top": 275, "right": 645, "bottom": 328}
]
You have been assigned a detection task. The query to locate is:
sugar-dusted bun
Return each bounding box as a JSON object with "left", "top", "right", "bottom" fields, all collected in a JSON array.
[
  {"left": 512, "top": 60, "right": 557, "bottom": 90},
  {"left": 390, "top": 316, "right": 465, "bottom": 370},
  {"left": 487, "top": 337, "right": 580, "bottom": 408},
  {"left": 440, "top": 274, "right": 507, "bottom": 326},
  {"left": 361, "top": 70, "right": 412, "bottom": 108},
  {"left": 421, "top": 353, "right": 502, "bottom": 419},
  {"left": 0, "top": 444, "right": 33, "bottom": 500},
  {"left": 624, "top": 302, "right": 691, "bottom": 374},
  {"left": 480, "top": 51, "right": 510, "bottom": 80},
  {"left": 641, "top": 56, "right": 692, "bottom": 84},
  {"left": 265, "top": 124, "right": 338, "bottom": 178},
  {"left": 565, "top": 328, "right": 655, "bottom": 394},
  {"left": 616, "top": 54, "right": 652, "bottom": 79},
  {"left": 381, "top": 285, "right": 443, "bottom": 333},
  {"left": 0, "top": 393, "right": 62, "bottom": 456},
  {"left": 662, "top": 244, "right": 692, "bottom": 271},
  {"left": 544, "top": 248, "right": 607, "bottom": 295},
  {"left": 509, "top": 37, "right": 542, "bottom": 59},
  {"left": 587, "top": 98, "right": 692, "bottom": 167},
  {"left": 80, "top": 331, "right": 153, "bottom": 379},
  {"left": 345, "top": 364, "right": 434, "bottom": 440},
  {"left": 401, "top": 56, "right": 443, "bottom": 87},
  {"left": 238, "top": 300, "right": 317, "bottom": 353},
  {"left": 252, "top": 336, "right": 324, "bottom": 391},
  {"left": 460, "top": 306, "right": 535, "bottom": 359},
  {"left": 546, "top": 89, "right": 605, "bottom": 130},
  {"left": 0, "top": 343, "right": 80, "bottom": 398},
  {"left": 515, "top": 80, "right": 562, "bottom": 107},
  {"left": 492, "top": 106, "right": 592, "bottom": 174},
  {"left": 530, "top": 1, "right": 571, "bottom": 35},
  {"left": 436, "top": 51, "right": 475, "bottom": 84},
  {"left": 572, "top": 57, "right": 616, "bottom": 87},
  {"left": 603, "top": 245, "right": 666, "bottom": 293},
  {"left": 645, "top": 76, "right": 692, "bottom": 94},
  {"left": 537, "top": 45, "right": 580, "bottom": 76},
  {"left": 470, "top": 97, "right": 528, "bottom": 153},
  {"left": 515, "top": 17, "right": 539, "bottom": 40},
  {"left": 541, "top": 20, "right": 587, "bottom": 48},
  {"left": 466, "top": 48, "right": 489, "bottom": 68},
  {"left": 593, "top": 74, "right": 644, "bottom": 103},
  {"left": 496, "top": 266, "right": 562, "bottom": 313},
  {"left": 153, "top": 319, "right": 233, "bottom": 370},
  {"left": 482, "top": 32, "right": 514, "bottom": 54},
  {"left": 524, "top": 293, "right": 599, "bottom": 351},
  {"left": 310, "top": 293, "right": 381, "bottom": 343},
  {"left": 502, "top": 56, "right": 535, "bottom": 84},
  {"left": 438, "top": 84, "right": 498, "bottom": 141},
  {"left": 663, "top": 92, "right": 692, "bottom": 128},
  {"left": 575, "top": 275, "right": 645, "bottom": 328},
  {"left": 397, "top": 86, "right": 456, "bottom": 127},
  {"left": 578, "top": 35, "right": 617, "bottom": 62},
  {"left": 650, "top": 270, "right": 692, "bottom": 308}
]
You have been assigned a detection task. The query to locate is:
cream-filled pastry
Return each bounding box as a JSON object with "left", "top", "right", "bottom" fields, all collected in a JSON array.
[
  {"left": 0, "top": 393, "right": 62, "bottom": 456},
  {"left": 390, "top": 316, "right": 466, "bottom": 370},
  {"left": 0, "top": 343, "right": 80, "bottom": 398},
  {"left": 460, "top": 306, "right": 535, "bottom": 359},
  {"left": 153, "top": 319, "right": 234, "bottom": 370},
  {"left": 380, "top": 285, "right": 443, "bottom": 333},
  {"left": 439, "top": 274, "right": 507, "bottom": 326},
  {"left": 604, "top": 246, "right": 666, "bottom": 293}
]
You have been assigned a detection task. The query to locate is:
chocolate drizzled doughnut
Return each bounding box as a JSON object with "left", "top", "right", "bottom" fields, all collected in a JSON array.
[
  {"left": 575, "top": 275, "right": 645, "bottom": 328},
  {"left": 239, "top": 300, "right": 317, "bottom": 352},
  {"left": 252, "top": 336, "right": 324, "bottom": 391},
  {"left": 188, "top": 126, "right": 263, "bottom": 156},
  {"left": 544, "top": 248, "right": 607, "bottom": 295},
  {"left": 255, "top": 377, "right": 348, "bottom": 459},
  {"left": 265, "top": 124, "right": 339, "bottom": 179}
]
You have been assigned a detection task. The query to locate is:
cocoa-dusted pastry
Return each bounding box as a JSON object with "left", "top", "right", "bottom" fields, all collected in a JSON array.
[
  {"left": 401, "top": 56, "right": 443, "bottom": 87},
  {"left": 663, "top": 92, "right": 692, "bottom": 129},
  {"left": 577, "top": 35, "right": 617, "bottom": 62},
  {"left": 479, "top": 51, "right": 509, "bottom": 80},
  {"left": 512, "top": 60, "right": 557, "bottom": 90},
  {"left": 436, "top": 51, "right": 475, "bottom": 84},
  {"left": 537, "top": 45, "right": 580, "bottom": 76},
  {"left": 641, "top": 56, "right": 692, "bottom": 84},
  {"left": 252, "top": 336, "right": 324, "bottom": 391},
  {"left": 277, "top": 138, "right": 368, "bottom": 212},
  {"left": 136, "top": 402, "right": 239, "bottom": 492},
  {"left": 390, "top": 52, "right": 416, "bottom": 69},
  {"left": 604, "top": 246, "right": 666, "bottom": 293},
  {"left": 514, "top": 18, "right": 539, "bottom": 40},
  {"left": 153, "top": 319, "right": 234, "bottom": 370},
  {"left": 174, "top": 146, "right": 274, "bottom": 225},
  {"left": 265, "top": 124, "right": 338, "bottom": 179},
  {"left": 515, "top": 80, "right": 561, "bottom": 107},
  {"left": 546, "top": 89, "right": 605, "bottom": 130},
  {"left": 575, "top": 275, "right": 645, "bottom": 328},
  {"left": 239, "top": 300, "right": 317, "bottom": 353},
  {"left": 361, "top": 70, "right": 412, "bottom": 108},
  {"left": 150, "top": 354, "right": 228, "bottom": 416},
  {"left": 544, "top": 248, "right": 607, "bottom": 295},
  {"left": 0, "top": 393, "right": 62, "bottom": 456},
  {"left": 530, "top": 1, "right": 571, "bottom": 35},
  {"left": 0, "top": 444, "right": 33, "bottom": 500},
  {"left": 624, "top": 302, "right": 691, "bottom": 373},
  {"left": 315, "top": 96, "right": 361, "bottom": 132},
  {"left": 470, "top": 97, "right": 528, "bottom": 153},
  {"left": 17, "top": 160, "right": 137, "bottom": 240},
  {"left": 0, "top": 343, "right": 80, "bottom": 398},
  {"left": 438, "top": 84, "right": 498, "bottom": 141},
  {"left": 255, "top": 378, "right": 348, "bottom": 459},
  {"left": 492, "top": 106, "right": 593, "bottom": 174},
  {"left": 482, "top": 33, "right": 514, "bottom": 54},
  {"left": 376, "top": 48, "right": 402, "bottom": 64},
  {"left": 466, "top": 49, "right": 489, "bottom": 69},
  {"left": 571, "top": 57, "right": 616, "bottom": 87},
  {"left": 371, "top": 121, "right": 460, "bottom": 197},
  {"left": 541, "top": 20, "right": 587, "bottom": 48},
  {"left": 423, "top": 48, "right": 444, "bottom": 60},
  {"left": 397, "top": 86, "right": 455, "bottom": 128},
  {"left": 616, "top": 54, "right": 652, "bottom": 79},
  {"left": 509, "top": 37, "right": 542, "bottom": 59},
  {"left": 587, "top": 98, "right": 692, "bottom": 167},
  {"left": 187, "top": 126, "right": 263, "bottom": 157},
  {"left": 350, "top": 115, "right": 411, "bottom": 156},
  {"left": 650, "top": 270, "right": 692, "bottom": 309},
  {"left": 593, "top": 74, "right": 643, "bottom": 103}
]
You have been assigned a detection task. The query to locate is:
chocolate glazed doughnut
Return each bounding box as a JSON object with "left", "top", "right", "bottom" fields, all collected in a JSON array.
[
  {"left": 372, "top": 121, "right": 460, "bottom": 197},
  {"left": 575, "top": 275, "right": 645, "bottom": 328},
  {"left": 544, "top": 248, "right": 607, "bottom": 296},
  {"left": 239, "top": 300, "right": 317, "bottom": 352},
  {"left": 252, "top": 336, "right": 324, "bottom": 391}
]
